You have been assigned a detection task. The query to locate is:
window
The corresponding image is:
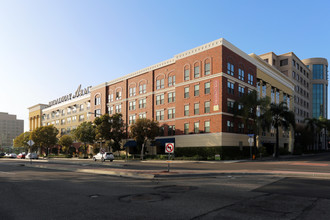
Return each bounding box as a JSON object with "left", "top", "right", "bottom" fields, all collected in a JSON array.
[
  {"left": 184, "top": 123, "right": 189, "bottom": 134},
  {"left": 204, "top": 101, "right": 210, "bottom": 113},
  {"left": 67, "top": 108, "right": 71, "bottom": 115},
  {"left": 238, "top": 86, "right": 245, "bottom": 97},
  {"left": 204, "top": 121, "right": 210, "bottom": 133},
  {"left": 139, "top": 113, "right": 146, "bottom": 119},
  {"left": 139, "top": 99, "right": 146, "bottom": 108},
  {"left": 139, "top": 84, "right": 146, "bottom": 94},
  {"left": 248, "top": 73, "right": 253, "bottom": 85},
  {"left": 129, "top": 101, "right": 136, "bottom": 110},
  {"left": 115, "top": 104, "right": 121, "bottom": 113},
  {"left": 271, "top": 87, "right": 275, "bottom": 103},
  {"left": 159, "top": 126, "right": 165, "bottom": 136},
  {"left": 129, "top": 115, "right": 136, "bottom": 124},
  {"left": 194, "top": 84, "right": 199, "bottom": 96},
  {"left": 276, "top": 90, "right": 280, "bottom": 104},
  {"left": 313, "top": 64, "right": 324, "bottom": 79},
  {"left": 129, "top": 87, "right": 136, "bottom": 97},
  {"left": 168, "top": 125, "right": 175, "bottom": 136},
  {"left": 280, "top": 59, "right": 288, "bottom": 66},
  {"left": 184, "top": 68, "right": 190, "bottom": 81},
  {"left": 227, "top": 82, "right": 234, "bottom": 94},
  {"left": 156, "top": 79, "right": 164, "bottom": 89},
  {"left": 79, "top": 115, "right": 84, "bottom": 122},
  {"left": 184, "top": 87, "right": 189, "bottom": 98},
  {"left": 204, "top": 62, "right": 210, "bottom": 75},
  {"left": 87, "top": 102, "right": 90, "bottom": 110},
  {"left": 72, "top": 106, "right": 77, "bottom": 113},
  {"left": 108, "top": 94, "right": 113, "bottom": 102},
  {"left": 94, "top": 110, "right": 100, "bottom": 117},
  {"left": 262, "top": 82, "right": 266, "bottom": 97},
  {"left": 80, "top": 104, "right": 84, "bottom": 111},
  {"left": 292, "top": 59, "right": 296, "bottom": 67},
  {"left": 227, "top": 120, "right": 234, "bottom": 132},
  {"left": 194, "top": 122, "right": 200, "bottom": 133},
  {"left": 287, "top": 96, "right": 290, "bottom": 109},
  {"left": 184, "top": 105, "right": 189, "bottom": 116},
  {"left": 204, "top": 82, "right": 210, "bottom": 94},
  {"left": 168, "top": 75, "right": 176, "bottom": 87},
  {"left": 264, "top": 58, "right": 269, "bottom": 63},
  {"left": 61, "top": 119, "right": 65, "bottom": 125},
  {"left": 61, "top": 109, "right": 65, "bottom": 116},
  {"left": 116, "top": 91, "right": 122, "bottom": 100},
  {"left": 238, "top": 123, "right": 244, "bottom": 133},
  {"left": 67, "top": 117, "right": 71, "bottom": 124},
  {"left": 168, "top": 108, "right": 175, "bottom": 119},
  {"left": 168, "top": 92, "right": 175, "bottom": 103},
  {"left": 238, "top": 68, "right": 244, "bottom": 81},
  {"left": 227, "top": 62, "right": 234, "bottom": 76},
  {"left": 194, "top": 103, "right": 199, "bottom": 115},
  {"left": 194, "top": 65, "right": 200, "bottom": 78},
  {"left": 227, "top": 100, "right": 234, "bottom": 113},
  {"left": 156, "top": 94, "right": 164, "bottom": 105},
  {"left": 108, "top": 106, "right": 114, "bottom": 114},
  {"left": 156, "top": 110, "right": 164, "bottom": 121}
]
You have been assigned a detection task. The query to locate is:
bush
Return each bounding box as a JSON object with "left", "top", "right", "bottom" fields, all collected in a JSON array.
[
  {"left": 279, "top": 147, "right": 290, "bottom": 155},
  {"left": 175, "top": 146, "right": 251, "bottom": 160}
]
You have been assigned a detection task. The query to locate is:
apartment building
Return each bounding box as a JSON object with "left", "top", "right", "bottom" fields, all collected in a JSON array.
[
  {"left": 90, "top": 38, "right": 295, "bottom": 153},
  {"left": 0, "top": 112, "right": 24, "bottom": 147}
]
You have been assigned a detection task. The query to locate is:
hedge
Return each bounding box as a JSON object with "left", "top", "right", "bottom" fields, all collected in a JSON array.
[{"left": 174, "top": 146, "right": 252, "bottom": 160}]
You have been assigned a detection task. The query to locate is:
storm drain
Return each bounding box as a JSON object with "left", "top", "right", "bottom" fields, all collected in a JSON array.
[
  {"left": 119, "top": 193, "right": 168, "bottom": 203},
  {"left": 154, "top": 185, "right": 198, "bottom": 193}
]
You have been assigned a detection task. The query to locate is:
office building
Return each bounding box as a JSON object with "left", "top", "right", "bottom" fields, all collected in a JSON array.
[{"left": 0, "top": 112, "right": 24, "bottom": 148}]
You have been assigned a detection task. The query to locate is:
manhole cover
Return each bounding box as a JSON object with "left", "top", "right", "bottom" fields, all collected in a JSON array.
[
  {"left": 119, "top": 193, "right": 168, "bottom": 203},
  {"left": 154, "top": 185, "right": 198, "bottom": 193}
]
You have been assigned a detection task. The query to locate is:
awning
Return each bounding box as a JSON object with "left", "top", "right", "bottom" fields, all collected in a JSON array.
[
  {"left": 123, "top": 140, "right": 137, "bottom": 148},
  {"left": 151, "top": 138, "right": 175, "bottom": 147}
]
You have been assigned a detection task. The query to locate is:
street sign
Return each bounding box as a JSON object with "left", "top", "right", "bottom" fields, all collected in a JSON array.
[
  {"left": 248, "top": 137, "right": 254, "bottom": 146},
  {"left": 27, "top": 140, "right": 34, "bottom": 146},
  {"left": 165, "top": 143, "right": 174, "bottom": 153},
  {"left": 100, "top": 148, "right": 105, "bottom": 154}
]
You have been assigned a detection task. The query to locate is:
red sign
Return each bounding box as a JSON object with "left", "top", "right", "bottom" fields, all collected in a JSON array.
[{"left": 165, "top": 143, "right": 174, "bottom": 153}]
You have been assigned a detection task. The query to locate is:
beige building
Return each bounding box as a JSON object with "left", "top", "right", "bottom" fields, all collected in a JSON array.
[
  {"left": 28, "top": 85, "right": 92, "bottom": 136},
  {"left": 259, "top": 52, "right": 312, "bottom": 123},
  {"left": 250, "top": 54, "right": 295, "bottom": 152},
  {"left": 0, "top": 112, "right": 24, "bottom": 147}
]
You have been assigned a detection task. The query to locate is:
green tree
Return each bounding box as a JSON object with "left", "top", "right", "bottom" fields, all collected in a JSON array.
[
  {"left": 58, "top": 135, "right": 74, "bottom": 154},
  {"left": 94, "top": 114, "right": 112, "bottom": 152},
  {"left": 130, "top": 118, "right": 159, "bottom": 160},
  {"left": 237, "top": 90, "right": 271, "bottom": 151},
  {"left": 109, "top": 113, "right": 126, "bottom": 154},
  {"left": 304, "top": 117, "right": 319, "bottom": 150},
  {"left": 13, "top": 131, "right": 31, "bottom": 152},
  {"left": 72, "top": 121, "right": 95, "bottom": 157},
  {"left": 269, "top": 102, "right": 295, "bottom": 158},
  {"left": 31, "top": 125, "right": 59, "bottom": 156}
]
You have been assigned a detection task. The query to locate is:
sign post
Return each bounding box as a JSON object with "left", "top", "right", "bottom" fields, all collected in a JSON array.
[
  {"left": 27, "top": 140, "right": 34, "bottom": 164},
  {"left": 165, "top": 143, "right": 174, "bottom": 172},
  {"left": 247, "top": 134, "right": 254, "bottom": 160}
]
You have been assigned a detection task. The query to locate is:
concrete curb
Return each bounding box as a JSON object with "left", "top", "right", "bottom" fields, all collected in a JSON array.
[{"left": 23, "top": 163, "right": 330, "bottom": 179}]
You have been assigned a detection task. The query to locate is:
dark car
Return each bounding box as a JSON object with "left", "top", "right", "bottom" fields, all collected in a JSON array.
[{"left": 0, "top": 152, "right": 5, "bottom": 157}]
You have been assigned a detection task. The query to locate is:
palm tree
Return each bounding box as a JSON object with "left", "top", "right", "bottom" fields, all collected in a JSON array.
[
  {"left": 304, "top": 118, "right": 319, "bottom": 151},
  {"left": 237, "top": 91, "right": 271, "bottom": 151},
  {"left": 269, "top": 102, "right": 295, "bottom": 158}
]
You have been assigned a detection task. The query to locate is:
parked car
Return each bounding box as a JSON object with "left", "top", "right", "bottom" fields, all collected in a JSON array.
[
  {"left": 26, "top": 153, "right": 38, "bottom": 159},
  {"left": 0, "top": 152, "right": 5, "bottom": 157},
  {"left": 5, "top": 153, "right": 17, "bottom": 158},
  {"left": 17, "top": 153, "right": 26, "bottom": 159},
  {"left": 93, "top": 152, "right": 114, "bottom": 162}
]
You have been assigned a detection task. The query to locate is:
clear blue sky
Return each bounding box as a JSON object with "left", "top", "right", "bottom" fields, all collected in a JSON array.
[{"left": 0, "top": 0, "right": 329, "bottom": 131}]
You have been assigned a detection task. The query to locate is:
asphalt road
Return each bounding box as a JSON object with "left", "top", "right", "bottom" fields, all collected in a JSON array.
[{"left": 1, "top": 153, "right": 330, "bottom": 219}]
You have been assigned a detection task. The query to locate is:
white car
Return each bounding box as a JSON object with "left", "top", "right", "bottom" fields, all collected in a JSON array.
[
  {"left": 5, "top": 153, "right": 17, "bottom": 158},
  {"left": 93, "top": 152, "right": 114, "bottom": 162},
  {"left": 26, "top": 153, "right": 39, "bottom": 159}
]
